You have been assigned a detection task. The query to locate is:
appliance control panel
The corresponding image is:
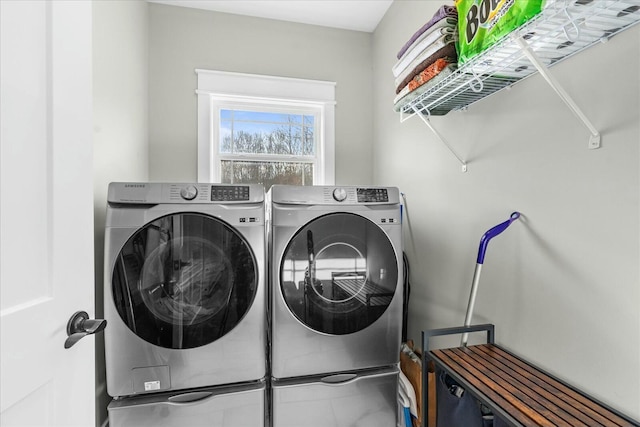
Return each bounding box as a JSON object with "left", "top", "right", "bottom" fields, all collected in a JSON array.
[
  {"left": 108, "top": 182, "right": 264, "bottom": 204},
  {"left": 325, "top": 187, "right": 391, "bottom": 204},
  {"left": 270, "top": 186, "right": 399, "bottom": 205}
]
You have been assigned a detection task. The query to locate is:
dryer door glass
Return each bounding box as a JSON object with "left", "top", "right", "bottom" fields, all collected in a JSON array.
[
  {"left": 280, "top": 212, "right": 398, "bottom": 335},
  {"left": 112, "top": 213, "right": 257, "bottom": 349}
]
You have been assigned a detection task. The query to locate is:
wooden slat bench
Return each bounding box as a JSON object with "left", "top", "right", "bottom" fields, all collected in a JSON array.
[{"left": 422, "top": 324, "right": 640, "bottom": 427}]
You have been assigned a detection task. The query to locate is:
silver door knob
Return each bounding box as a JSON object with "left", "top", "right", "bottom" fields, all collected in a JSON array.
[{"left": 64, "top": 311, "right": 107, "bottom": 349}]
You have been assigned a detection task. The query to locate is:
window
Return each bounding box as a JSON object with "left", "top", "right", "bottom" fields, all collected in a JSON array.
[
  {"left": 216, "top": 103, "right": 317, "bottom": 188},
  {"left": 196, "top": 70, "right": 336, "bottom": 187}
]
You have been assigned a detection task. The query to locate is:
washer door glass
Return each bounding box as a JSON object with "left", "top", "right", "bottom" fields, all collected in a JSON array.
[
  {"left": 280, "top": 212, "right": 398, "bottom": 335},
  {"left": 112, "top": 213, "right": 257, "bottom": 349}
]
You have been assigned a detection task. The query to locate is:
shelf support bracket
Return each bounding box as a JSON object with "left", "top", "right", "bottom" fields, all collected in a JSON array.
[
  {"left": 412, "top": 106, "right": 467, "bottom": 172},
  {"left": 514, "top": 35, "right": 601, "bottom": 149}
]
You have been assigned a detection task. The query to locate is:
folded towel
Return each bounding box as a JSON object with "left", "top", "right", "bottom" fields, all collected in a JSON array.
[
  {"left": 394, "top": 63, "right": 458, "bottom": 113},
  {"left": 392, "top": 21, "right": 456, "bottom": 78},
  {"left": 397, "top": 4, "right": 457, "bottom": 59},
  {"left": 394, "top": 58, "right": 453, "bottom": 105},
  {"left": 395, "top": 42, "right": 457, "bottom": 93},
  {"left": 409, "top": 57, "right": 453, "bottom": 91}
]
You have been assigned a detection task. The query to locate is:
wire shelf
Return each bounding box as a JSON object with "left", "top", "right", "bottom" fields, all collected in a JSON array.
[{"left": 399, "top": 0, "right": 640, "bottom": 120}]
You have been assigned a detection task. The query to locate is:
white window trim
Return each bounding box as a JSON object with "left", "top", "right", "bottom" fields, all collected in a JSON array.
[{"left": 196, "top": 69, "right": 336, "bottom": 185}]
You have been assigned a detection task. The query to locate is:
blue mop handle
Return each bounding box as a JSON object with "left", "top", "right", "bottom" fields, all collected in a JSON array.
[
  {"left": 477, "top": 212, "right": 521, "bottom": 264},
  {"left": 461, "top": 212, "right": 521, "bottom": 346}
]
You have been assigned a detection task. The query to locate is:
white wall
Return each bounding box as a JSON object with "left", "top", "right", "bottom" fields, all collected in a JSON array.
[
  {"left": 373, "top": 1, "right": 639, "bottom": 420},
  {"left": 148, "top": 3, "right": 373, "bottom": 185},
  {"left": 93, "top": 1, "right": 149, "bottom": 425}
]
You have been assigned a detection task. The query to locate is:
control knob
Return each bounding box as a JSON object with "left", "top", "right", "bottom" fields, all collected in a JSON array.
[
  {"left": 332, "top": 188, "right": 347, "bottom": 202},
  {"left": 180, "top": 185, "right": 198, "bottom": 200}
]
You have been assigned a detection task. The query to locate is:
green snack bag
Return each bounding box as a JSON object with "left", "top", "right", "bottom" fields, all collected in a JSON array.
[{"left": 456, "top": 0, "right": 546, "bottom": 64}]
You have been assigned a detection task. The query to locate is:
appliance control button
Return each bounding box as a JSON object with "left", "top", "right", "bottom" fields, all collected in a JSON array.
[
  {"left": 180, "top": 185, "right": 198, "bottom": 200},
  {"left": 333, "top": 188, "right": 347, "bottom": 202}
]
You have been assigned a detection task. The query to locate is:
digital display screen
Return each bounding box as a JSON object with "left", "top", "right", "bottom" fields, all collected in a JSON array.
[
  {"left": 210, "top": 186, "right": 250, "bottom": 201},
  {"left": 357, "top": 188, "right": 388, "bottom": 203}
]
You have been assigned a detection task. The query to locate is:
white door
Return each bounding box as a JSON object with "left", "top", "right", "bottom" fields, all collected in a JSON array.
[{"left": 1, "top": 1, "right": 96, "bottom": 426}]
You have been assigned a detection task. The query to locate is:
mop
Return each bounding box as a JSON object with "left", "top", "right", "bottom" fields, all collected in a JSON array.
[{"left": 461, "top": 212, "right": 521, "bottom": 347}]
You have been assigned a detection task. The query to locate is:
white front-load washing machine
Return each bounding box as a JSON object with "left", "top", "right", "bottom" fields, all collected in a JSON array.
[
  {"left": 269, "top": 185, "right": 404, "bottom": 379},
  {"left": 104, "top": 182, "right": 266, "bottom": 398}
]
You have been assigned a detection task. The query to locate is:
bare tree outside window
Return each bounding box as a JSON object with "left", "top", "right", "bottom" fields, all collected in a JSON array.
[{"left": 219, "top": 110, "right": 316, "bottom": 188}]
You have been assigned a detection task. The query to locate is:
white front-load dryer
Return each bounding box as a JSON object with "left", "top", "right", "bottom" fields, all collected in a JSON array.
[
  {"left": 104, "top": 182, "right": 266, "bottom": 398},
  {"left": 269, "top": 185, "right": 403, "bottom": 380}
]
